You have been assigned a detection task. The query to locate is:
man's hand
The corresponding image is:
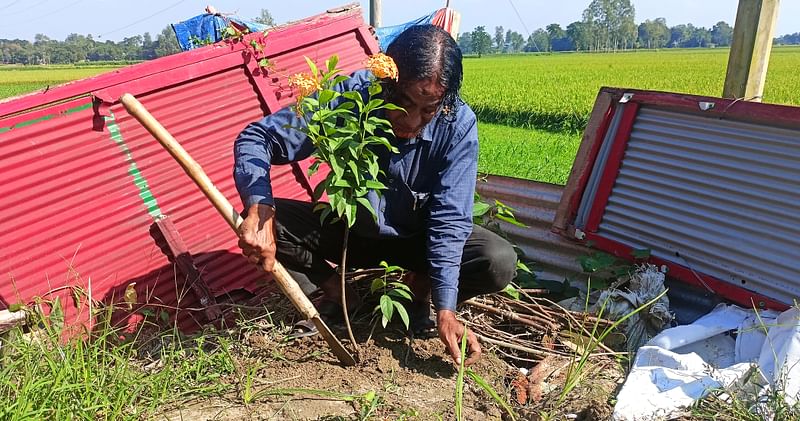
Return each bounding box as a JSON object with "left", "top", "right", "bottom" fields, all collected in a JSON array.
[
  {"left": 238, "top": 204, "right": 277, "bottom": 272},
  {"left": 437, "top": 309, "right": 481, "bottom": 366}
]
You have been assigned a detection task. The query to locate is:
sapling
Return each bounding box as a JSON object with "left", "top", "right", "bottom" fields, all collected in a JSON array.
[{"left": 287, "top": 53, "right": 403, "bottom": 352}]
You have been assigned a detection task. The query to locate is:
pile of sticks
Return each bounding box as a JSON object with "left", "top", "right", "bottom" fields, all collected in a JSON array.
[{"left": 460, "top": 293, "right": 618, "bottom": 362}]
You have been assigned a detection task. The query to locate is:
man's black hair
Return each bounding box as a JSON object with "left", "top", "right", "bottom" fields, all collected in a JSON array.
[{"left": 385, "top": 24, "right": 463, "bottom": 118}]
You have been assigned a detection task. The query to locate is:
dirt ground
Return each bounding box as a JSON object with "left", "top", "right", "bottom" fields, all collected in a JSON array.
[{"left": 153, "top": 292, "right": 626, "bottom": 421}]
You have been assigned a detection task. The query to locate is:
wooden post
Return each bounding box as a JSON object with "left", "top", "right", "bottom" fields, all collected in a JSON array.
[
  {"left": 370, "top": 0, "right": 381, "bottom": 28},
  {"left": 723, "top": 0, "right": 781, "bottom": 101}
]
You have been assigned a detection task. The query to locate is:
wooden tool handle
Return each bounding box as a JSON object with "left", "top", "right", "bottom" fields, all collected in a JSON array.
[{"left": 120, "top": 93, "right": 318, "bottom": 319}]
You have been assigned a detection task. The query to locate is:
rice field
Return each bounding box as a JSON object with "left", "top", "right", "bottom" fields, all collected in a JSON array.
[
  {"left": 3, "top": 47, "right": 800, "bottom": 184},
  {"left": 464, "top": 46, "right": 800, "bottom": 183},
  {"left": 0, "top": 65, "right": 117, "bottom": 99}
]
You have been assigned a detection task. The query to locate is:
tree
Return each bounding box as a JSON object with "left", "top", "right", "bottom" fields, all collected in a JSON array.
[
  {"left": 155, "top": 25, "right": 181, "bottom": 57},
  {"left": 546, "top": 23, "right": 565, "bottom": 51},
  {"left": 670, "top": 24, "right": 693, "bottom": 47},
  {"left": 493, "top": 26, "right": 504, "bottom": 52},
  {"left": 567, "top": 21, "right": 592, "bottom": 51},
  {"left": 470, "top": 26, "right": 492, "bottom": 57},
  {"left": 638, "top": 18, "right": 669, "bottom": 49},
  {"left": 711, "top": 21, "right": 733, "bottom": 47},
  {"left": 686, "top": 25, "right": 712, "bottom": 48},
  {"left": 583, "top": 0, "right": 636, "bottom": 50},
  {"left": 253, "top": 8, "right": 275, "bottom": 27},
  {"left": 526, "top": 29, "right": 549, "bottom": 52},
  {"left": 141, "top": 32, "right": 156, "bottom": 60},
  {"left": 505, "top": 30, "right": 525, "bottom": 53},
  {"left": 458, "top": 32, "right": 473, "bottom": 54}
]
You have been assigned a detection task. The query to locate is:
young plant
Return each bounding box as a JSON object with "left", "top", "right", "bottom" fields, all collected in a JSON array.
[
  {"left": 370, "top": 261, "right": 413, "bottom": 329},
  {"left": 557, "top": 288, "right": 668, "bottom": 405},
  {"left": 287, "top": 54, "right": 402, "bottom": 352},
  {"left": 454, "top": 326, "right": 468, "bottom": 421}
]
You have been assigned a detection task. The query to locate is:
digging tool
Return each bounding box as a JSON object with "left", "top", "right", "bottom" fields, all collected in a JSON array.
[{"left": 120, "top": 93, "right": 357, "bottom": 366}]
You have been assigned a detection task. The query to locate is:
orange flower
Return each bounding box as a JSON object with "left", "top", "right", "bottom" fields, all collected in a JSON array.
[
  {"left": 288, "top": 72, "right": 321, "bottom": 98},
  {"left": 365, "top": 53, "right": 398, "bottom": 81}
]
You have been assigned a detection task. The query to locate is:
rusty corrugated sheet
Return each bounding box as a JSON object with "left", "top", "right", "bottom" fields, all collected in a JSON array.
[
  {"left": 476, "top": 175, "right": 589, "bottom": 283},
  {"left": 0, "top": 4, "right": 379, "bottom": 331}
]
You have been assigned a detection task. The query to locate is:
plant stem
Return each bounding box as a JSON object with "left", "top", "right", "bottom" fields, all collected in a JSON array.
[{"left": 340, "top": 224, "right": 359, "bottom": 354}]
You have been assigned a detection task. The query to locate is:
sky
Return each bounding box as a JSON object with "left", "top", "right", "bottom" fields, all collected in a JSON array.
[{"left": 1, "top": 0, "right": 799, "bottom": 42}]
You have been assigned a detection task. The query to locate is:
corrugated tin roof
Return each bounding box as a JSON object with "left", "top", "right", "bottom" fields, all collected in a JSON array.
[
  {"left": 476, "top": 175, "right": 590, "bottom": 283},
  {"left": 563, "top": 88, "right": 800, "bottom": 309},
  {"left": 600, "top": 106, "right": 800, "bottom": 303},
  {"left": 0, "top": 4, "right": 379, "bottom": 331}
]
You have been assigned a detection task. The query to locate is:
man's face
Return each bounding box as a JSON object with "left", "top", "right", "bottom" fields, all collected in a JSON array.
[{"left": 386, "top": 77, "right": 446, "bottom": 140}]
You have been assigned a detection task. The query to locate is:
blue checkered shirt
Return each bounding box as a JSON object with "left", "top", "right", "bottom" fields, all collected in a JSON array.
[{"left": 233, "top": 70, "right": 477, "bottom": 312}]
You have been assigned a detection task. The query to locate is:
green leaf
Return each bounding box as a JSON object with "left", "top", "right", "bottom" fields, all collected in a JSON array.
[
  {"left": 318, "top": 89, "right": 336, "bottom": 106},
  {"left": 325, "top": 55, "right": 339, "bottom": 73},
  {"left": 308, "top": 160, "right": 321, "bottom": 177},
  {"left": 258, "top": 58, "right": 271, "bottom": 68},
  {"left": 516, "top": 260, "right": 532, "bottom": 274},
  {"left": 370, "top": 278, "right": 385, "bottom": 294},
  {"left": 345, "top": 202, "right": 356, "bottom": 228},
  {"left": 501, "top": 284, "right": 520, "bottom": 300},
  {"left": 381, "top": 103, "right": 405, "bottom": 111},
  {"left": 472, "top": 201, "right": 492, "bottom": 218},
  {"left": 365, "top": 180, "right": 387, "bottom": 190},
  {"left": 495, "top": 213, "right": 527, "bottom": 227},
  {"left": 379, "top": 295, "right": 394, "bottom": 328},
  {"left": 356, "top": 197, "right": 377, "bottom": 221},
  {"left": 363, "top": 98, "right": 383, "bottom": 114},
  {"left": 368, "top": 82, "right": 382, "bottom": 96},
  {"left": 388, "top": 288, "right": 412, "bottom": 302},
  {"left": 304, "top": 56, "right": 319, "bottom": 78},
  {"left": 49, "top": 296, "right": 65, "bottom": 335},
  {"left": 330, "top": 75, "right": 350, "bottom": 86},
  {"left": 393, "top": 301, "right": 410, "bottom": 329},
  {"left": 466, "top": 369, "right": 517, "bottom": 420}
]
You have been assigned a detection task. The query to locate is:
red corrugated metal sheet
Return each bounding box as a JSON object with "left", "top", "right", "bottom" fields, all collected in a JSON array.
[{"left": 0, "top": 4, "right": 379, "bottom": 332}]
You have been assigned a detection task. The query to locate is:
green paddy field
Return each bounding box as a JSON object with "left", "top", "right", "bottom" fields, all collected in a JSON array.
[{"left": 3, "top": 47, "right": 799, "bottom": 184}]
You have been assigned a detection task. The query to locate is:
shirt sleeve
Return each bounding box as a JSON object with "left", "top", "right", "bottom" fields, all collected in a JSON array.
[
  {"left": 233, "top": 70, "right": 375, "bottom": 209},
  {"left": 427, "top": 111, "right": 479, "bottom": 312}
]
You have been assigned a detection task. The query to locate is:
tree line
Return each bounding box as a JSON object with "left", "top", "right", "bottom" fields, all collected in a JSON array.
[
  {"left": 459, "top": 0, "right": 797, "bottom": 56},
  {"left": 1, "top": 3, "right": 799, "bottom": 65},
  {"left": 0, "top": 10, "right": 276, "bottom": 65},
  {"left": 0, "top": 26, "right": 181, "bottom": 65}
]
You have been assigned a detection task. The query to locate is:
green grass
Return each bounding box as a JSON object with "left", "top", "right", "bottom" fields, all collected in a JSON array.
[
  {"left": 0, "top": 304, "right": 235, "bottom": 420},
  {"left": 464, "top": 46, "right": 800, "bottom": 182},
  {"left": 3, "top": 47, "right": 800, "bottom": 184},
  {"left": 478, "top": 122, "right": 580, "bottom": 184},
  {"left": 462, "top": 47, "right": 800, "bottom": 133},
  {"left": 0, "top": 65, "right": 119, "bottom": 99}
]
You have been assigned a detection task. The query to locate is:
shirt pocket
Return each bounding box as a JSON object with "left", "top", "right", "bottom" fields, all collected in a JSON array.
[{"left": 384, "top": 179, "right": 430, "bottom": 235}]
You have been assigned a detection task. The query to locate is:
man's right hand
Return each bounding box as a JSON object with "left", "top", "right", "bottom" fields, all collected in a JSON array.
[{"left": 238, "top": 203, "right": 277, "bottom": 272}]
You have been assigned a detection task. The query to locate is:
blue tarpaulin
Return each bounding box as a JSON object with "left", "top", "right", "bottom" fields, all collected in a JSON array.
[
  {"left": 374, "top": 10, "right": 438, "bottom": 51},
  {"left": 172, "top": 14, "right": 267, "bottom": 51}
]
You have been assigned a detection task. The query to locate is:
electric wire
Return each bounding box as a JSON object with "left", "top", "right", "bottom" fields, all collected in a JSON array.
[
  {"left": 0, "top": 0, "right": 24, "bottom": 11},
  {"left": 3, "top": 0, "right": 51, "bottom": 18},
  {"left": 507, "top": 0, "right": 539, "bottom": 52},
  {"left": 97, "top": 0, "right": 190, "bottom": 38},
  {"left": 4, "top": 0, "right": 84, "bottom": 27}
]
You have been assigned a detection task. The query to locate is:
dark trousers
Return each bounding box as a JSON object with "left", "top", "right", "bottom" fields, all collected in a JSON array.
[{"left": 273, "top": 199, "right": 517, "bottom": 303}]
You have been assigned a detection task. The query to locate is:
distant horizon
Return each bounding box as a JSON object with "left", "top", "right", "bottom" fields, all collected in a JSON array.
[{"left": 1, "top": 1, "right": 798, "bottom": 43}]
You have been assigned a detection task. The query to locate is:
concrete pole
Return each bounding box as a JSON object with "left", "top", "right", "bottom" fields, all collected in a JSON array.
[
  {"left": 723, "top": 0, "right": 781, "bottom": 101},
  {"left": 370, "top": 0, "right": 382, "bottom": 28}
]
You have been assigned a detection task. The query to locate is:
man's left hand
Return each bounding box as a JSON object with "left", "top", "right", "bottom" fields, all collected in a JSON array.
[{"left": 437, "top": 309, "right": 481, "bottom": 366}]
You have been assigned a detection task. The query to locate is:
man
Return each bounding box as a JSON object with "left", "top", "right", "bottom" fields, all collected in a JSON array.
[{"left": 233, "top": 24, "right": 516, "bottom": 365}]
